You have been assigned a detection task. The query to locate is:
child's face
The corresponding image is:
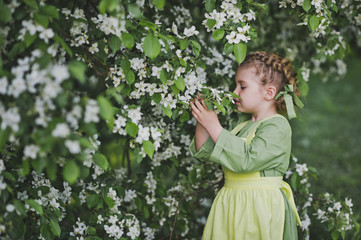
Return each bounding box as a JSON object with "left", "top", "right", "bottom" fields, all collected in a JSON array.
[{"left": 233, "top": 66, "right": 267, "bottom": 114}]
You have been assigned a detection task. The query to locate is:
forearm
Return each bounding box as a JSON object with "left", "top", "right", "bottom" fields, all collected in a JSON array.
[
  {"left": 205, "top": 123, "right": 223, "bottom": 144},
  {"left": 195, "top": 122, "right": 210, "bottom": 152}
]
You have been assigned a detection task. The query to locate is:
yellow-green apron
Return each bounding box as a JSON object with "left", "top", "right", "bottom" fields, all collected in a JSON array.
[{"left": 202, "top": 116, "right": 301, "bottom": 240}]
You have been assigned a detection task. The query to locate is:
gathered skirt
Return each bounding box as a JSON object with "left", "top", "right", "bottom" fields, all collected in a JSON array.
[{"left": 201, "top": 171, "right": 299, "bottom": 240}]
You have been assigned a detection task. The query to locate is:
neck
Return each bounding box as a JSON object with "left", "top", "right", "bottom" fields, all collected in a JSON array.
[{"left": 251, "top": 105, "right": 278, "bottom": 122}]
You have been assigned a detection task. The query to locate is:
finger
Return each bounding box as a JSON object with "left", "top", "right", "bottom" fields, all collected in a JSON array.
[
  {"left": 191, "top": 110, "right": 199, "bottom": 121},
  {"left": 194, "top": 100, "right": 205, "bottom": 111},
  {"left": 201, "top": 99, "right": 208, "bottom": 110},
  {"left": 190, "top": 101, "right": 201, "bottom": 115}
]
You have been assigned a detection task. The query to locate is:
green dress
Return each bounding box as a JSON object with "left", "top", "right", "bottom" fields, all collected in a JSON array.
[{"left": 189, "top": 114, "right": 301, "bottom": 240}]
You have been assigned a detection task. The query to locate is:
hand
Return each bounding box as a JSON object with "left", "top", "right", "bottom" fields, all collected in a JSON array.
[{"left": 190, "top": 98, "right": 223, "bottom": 143}]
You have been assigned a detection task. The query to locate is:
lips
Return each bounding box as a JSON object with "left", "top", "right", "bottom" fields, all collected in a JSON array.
[{"left": 234, "top": 100, "right": 241, "bottom": 105}]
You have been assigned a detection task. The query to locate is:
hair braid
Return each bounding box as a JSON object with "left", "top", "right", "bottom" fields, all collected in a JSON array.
[{"left": 238, "top": 51, "right": 301, "bottom": 115}]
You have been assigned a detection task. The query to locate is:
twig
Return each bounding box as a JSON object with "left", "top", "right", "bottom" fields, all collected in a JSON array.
[{"left": 165, "top": 179, "right": 223, "bottom": 240}]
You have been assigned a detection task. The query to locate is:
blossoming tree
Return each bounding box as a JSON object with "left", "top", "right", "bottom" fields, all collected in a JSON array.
[{"left": 0, "top": 0, "right": 360, "bottom": 239}]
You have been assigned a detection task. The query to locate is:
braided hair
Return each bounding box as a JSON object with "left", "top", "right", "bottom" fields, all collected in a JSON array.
[{"left": 238, "top": 51, "right": 300, "bottom": 115}]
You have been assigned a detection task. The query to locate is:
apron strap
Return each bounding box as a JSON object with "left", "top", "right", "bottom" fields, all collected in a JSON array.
[{"left": 282, "top": 181, "right": 302, "bottom": 226}]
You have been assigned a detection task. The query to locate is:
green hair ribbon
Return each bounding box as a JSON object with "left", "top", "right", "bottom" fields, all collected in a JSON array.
[{"left": 275, "top": 84, "right": 304, "bottom": 119}]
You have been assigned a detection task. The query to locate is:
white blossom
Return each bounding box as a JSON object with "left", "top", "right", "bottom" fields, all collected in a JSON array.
[
  {"left": 1, "top": 107, "right": 21, "bottom": 132},
  {"left": 127, "top": 225, "right": 140, "bottom": 239},
  {"left": 89, "top": 42, "right": 99, "bottom": 54},
  {"left": 183, "top": 26, "right": 199, "bottom": 37},
  {"left": 39, "top": 28, "right": 54, "bottom": 43},
  {"left": 52, "top": 123, "right": 70, "bottom": 138},
  {"left": 0, "top": 77, "right": 8, "bottom": 94},
  {"left": 301, "top": 213, "right": 311, "bottom": 231},
  {"left": 8, "top": 78, "right": 27, "bottom": 97},
  {"left": 23, "top": 144, "right": 40, "bottom": 159},
  {"left": 84, "top": 99, "right": 99, "bottom": 123},
  {"left": 128, "top": 107, "right": 142, "bottom": 125},
  {"left": 124, "top": 189, "right": 137, "bottom": 202},
  {"left": 51, "top": 65, "right": 70, "bottom": 84},
  {"left": 136, "top": 125, "right": 150, "bottom": 143},
  {"left": 295, "top": 163, "right": 308, "bottom": 176},
  {"left": 65, "top": 140, "right": 81, "bottom": 154},
  {"left": 6, "top": 204, "right": 15, "bottom": 212}
]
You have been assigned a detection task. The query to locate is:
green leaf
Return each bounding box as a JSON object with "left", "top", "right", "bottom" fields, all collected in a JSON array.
[
  {"left": 49, "top": 219, "right": 61, "bottom": 237},
  {"left": 2, "top": 172, "right": 15, "bottom": 182},
  {"left": 206, "top": 19, "right": 216, "bottom": 29},
  {"left": 214, "top": 102, "right": 226, "bottom": 114},
  {"left": 191, "top": 40, "right": 201, "bottom": 58},
  {"left": 205, "top": 0, "right": 216, "bottom": 12},
  {"left": 143, "top": 34, "right": 161, "bottom": 60},
  {"left": 121, "top": 33, "right": 134, "bottom": 49},
  {"left": 135, "top": 197, "right": 142, "bottom": 210},
  {"left": 152, "top": 0, "right": 165, "bottom": 10},
  {"left": 188, "top": 169, "right": 197, "bottom": 184},
  {"left": 8, "top": 42, "right": 26, "bottom": 59},
  {"left": 34, "top": 13, "right": 49, "bottom": 27},
  {"left": 99, "top": 0, "right": 118, "bottom": 14},
  {"left": 153, "top": 93, "right": 162, "bottom": 104},
  {"left": 40, "top": 224, "right": 52, "bottom": 240},
  {"left": 179, "top": 39, "right": 188, "bottom": 50},
  {"left": 170, "top": 84, "right": 180, "bottom": 95},
  {"left": 62, "top": 160, "right": 80, "bottom": 185},
  {"left": 302, "top": 0, "right": 311, "bottom": 12},
  {"left": 97, "top": 96, "right": 114, "bottom": 124},
  {"left": 14, "top": 200, "right": 27, "bottom": 216},
  {"left": 126, "top": 70, "right": 135, "bottom": 84},
  {"left": 233, "top": 43, "right": 247, "bottom": 64},
  {"left": 46, "top": 160, "right": 57, "bottom": 181},
  {"left": 125, "top": 122, "right": 138, "bottom": 138},
  {"left": 161, "top": 105, "right": 172, "bottom": 118},
  {"left": 224, "top": 43, "right": 233, "bottom": 55},
  {"left": 104, "top": 196, "right": 115, "bottom": 208},
  {"left": 0, "top": 4, "right": 12, "bottom": 24},
  {"left": 160, "top": 69, "right": 167, "bottom": 84},
  {"left": 0, "top": 127, "right": 10, "bottom": 151},
  {"left": 24, "top": 32, "right": 37, "bottom": 47},
  {"left": 308, "top": 15, "right": 320, "bottom": 31},
  {"left": 25, "top": 199, "right": 43, "bottom": 215},
  {"left": 54, "top": 34, "right": 73, "bottom": 57},
  {"left": 109, "top": 36, "right": 121, "bottom": 52},
  {"left": 86, "top": 194, "right": 99, "bottom": 209},
  {"left": 23, "top": 0, "right": 39, "bottom": 10},
  {"left": 212, "top": 29, "right": 225, "bottom": 41},
  {"left": 174, "top": 77, "right": 185, "bottom": 91},
  {"left": 143, "top": 206, "right": 150, "bottom": 219},
  {"left": 68, "top": 61, "right": 86, "bottom": 83},
  {"left": 86, "top": 227, "right": 97, "bottom": 235},
  {"left": 128, "top": 4, "right": 143, "bottom": 18},
  {"left": 121, "top": 59, "right": 130, "bottom": 74},
  {"left": 93, "top": 153, "right": 109, "bottom": 171},
  {"left": 39, "top": 5, "right": 59, "bottom": 19},
  {"left": 290, "top": 173, "right": 299, "bottom": 190},
  {"left": 143, "top": 141, "right": 155, "bottom": 158}
]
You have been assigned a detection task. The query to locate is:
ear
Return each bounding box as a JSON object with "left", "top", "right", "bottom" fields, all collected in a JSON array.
[{"left": 264, "top": 85, "right": 277, "bottom": 101}]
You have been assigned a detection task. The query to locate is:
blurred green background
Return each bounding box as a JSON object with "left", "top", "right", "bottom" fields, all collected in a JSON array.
[{"left": 291, "top": 52, "right": 361, "bottom": 238}]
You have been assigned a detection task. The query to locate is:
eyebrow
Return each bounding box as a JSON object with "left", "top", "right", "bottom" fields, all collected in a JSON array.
[{"left": 236, "top": 79, "right": 247, "bottom": 84}]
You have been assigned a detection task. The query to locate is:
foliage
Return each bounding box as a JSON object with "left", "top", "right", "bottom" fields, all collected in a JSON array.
[{"left": 0, "top": 0, "right": 360, "bottom": 239}]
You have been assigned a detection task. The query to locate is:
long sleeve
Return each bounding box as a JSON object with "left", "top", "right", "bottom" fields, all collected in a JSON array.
[
  {"left": 188, "top": 113, "right": 252, "bottom": 161},
  {"left": 188, "top": 136, "right": 215, "bottom": 161},
  {"left": 209, "top": 117, "right": 291, "bottom": 174}
]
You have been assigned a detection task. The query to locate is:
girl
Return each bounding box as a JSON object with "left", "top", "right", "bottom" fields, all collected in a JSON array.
[{"left": 189, "top": 51, "right": 302, "bottom": 240}]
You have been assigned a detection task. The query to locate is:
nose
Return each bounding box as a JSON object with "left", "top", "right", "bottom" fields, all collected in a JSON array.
[{"left": 233, "top": 87, "right": 239, "bottom": 95}]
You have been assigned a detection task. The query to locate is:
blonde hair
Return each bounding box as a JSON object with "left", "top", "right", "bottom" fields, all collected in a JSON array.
[{"left": 237, "top": 51, "right": 300, "bottom": 115}]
